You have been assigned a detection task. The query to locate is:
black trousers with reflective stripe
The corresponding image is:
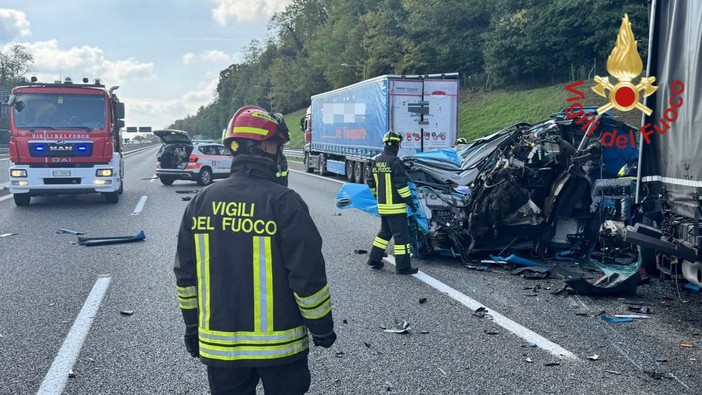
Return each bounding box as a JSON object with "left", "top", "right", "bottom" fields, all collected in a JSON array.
[
  {"left": 207, "top": 356, "right": 311, "bottom": 395},
  {"left": 369, "top": 213, "right": 411, "bottom": 270}
]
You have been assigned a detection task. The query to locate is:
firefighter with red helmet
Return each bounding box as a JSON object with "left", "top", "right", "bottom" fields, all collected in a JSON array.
[
  {"left": 174, "top": 105, "right": 335, "bottom": 394},
  {"left": 365, "top": 131, "right": 419, "bottom": 274}
]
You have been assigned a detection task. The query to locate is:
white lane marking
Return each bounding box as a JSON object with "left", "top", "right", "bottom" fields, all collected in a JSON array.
[
  {"left": 294, "top": 167, "right": 574, "bottom": 358},
  {"left": 37, "top": 276, "right": 111, "bottom": 395},
  {"left": 0, "top": 194, "right": 11, "bottom": 202},
  {"left": 0, "top": 157, "right": 9, "bottom": 162},
  {"left": 132, "top": 195, "right": 148, "bottom": 215},
  {"left": 289, "top": 169, "right": 344, "bottom": 185},
  {"left": 383, "top": 255, "right": 578, "bottom": 360}
]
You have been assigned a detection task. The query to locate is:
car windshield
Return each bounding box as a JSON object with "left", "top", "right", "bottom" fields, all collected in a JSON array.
[{"left": 12, "top": 93, "right": 107, "bottom": 130}]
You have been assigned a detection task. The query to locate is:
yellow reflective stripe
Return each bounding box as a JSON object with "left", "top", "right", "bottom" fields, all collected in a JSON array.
[
  {"left": 264, "top": 237, "right": 273, "bottom": 332},
  {"left": 294, "top": 284, "right": 329, "bottom": 308},
  {"left": 179, "top": 298, "right": 198, "bottom": 310},
  {"left": 393, "top": 244, "right": 406, "bottom": 255},
  {"left": 199, "top": 325, "right": 306, "bottom": 345},
  {"left": 195, "top": 233, "right": 211, "bottom": 330},
  {"left": 373, "top": 237, "right": 389, "bottom": 249},
  {"left": 199, "top": 336, "right": 308, "bottom": 361},
  {"left": 385, "top": 173, "right": 393, "bottom": 204},
  {"left": 378, "top": 203, "right": 407, "bottom": 214},
  {"left": 276, "top": 169, "right": 289, "bottom": 177},
  {"left": 397, "top": 186, "right": 410, "bottom": 198},
  {"left": 176, "top": 285, "right": 197, "bottom": 298},
  {"left": 299, "top": 298, "right": 332, "bottom": 320},
  {"left": 253, "top": 236, "right": 274, "bottom": 333},
  {"left": 233, "top": 126, "right": 270, "bottom": 136}
]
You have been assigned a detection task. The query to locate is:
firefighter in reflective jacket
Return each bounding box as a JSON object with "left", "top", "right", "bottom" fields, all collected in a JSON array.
[
  {"left": 276, "top": 151, "right": 289, "bottom": 187},
  {"left": 174, "top": 105, "right": 335, "bottom": 395},
  {"left": 365, "top": 130, "right": 419, "bottom": 275}
]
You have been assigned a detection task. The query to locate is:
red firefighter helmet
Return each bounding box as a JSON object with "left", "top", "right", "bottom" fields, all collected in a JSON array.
[{"left": 223, "top": 105, "right": 287, "bottom": 151}]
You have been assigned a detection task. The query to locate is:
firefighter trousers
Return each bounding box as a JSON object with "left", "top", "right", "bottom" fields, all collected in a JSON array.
[
  {"left": 207, "top": 357, "right": 311, "bottom": 395},
  {"left": 368, "top": 213, "right": 412, "bottom": 270}
]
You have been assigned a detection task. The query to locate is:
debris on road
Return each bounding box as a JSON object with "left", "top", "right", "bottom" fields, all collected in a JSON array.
[
  {"left": 472, "top": 307, "right": 488, "bottom": 318},
  {"left": 68, "top": 370, "right": 76, "bottom": 378},
  {"left": 627, "top": 305, "right": 652, "bottom": 314},
  {"left": 644, "top": 370, "right": 664, "bottom": 380},
  {"left": 176, "top": 190, "right": 199, "bottom": 194},
  {"left": 385, "top": 380, "right": 393, "bottom": 391},
  {"left": 685, "top": 283, "right": 701, "bottom": 293},
  {"left": 335, "top": 351, "right": 345, "bottom": 358},
  {"left": 57, "top": 229, "right": 85, "bottom": 235},
  {"left": 364, "top": 342, "right": 371, "bottom": 348},
  {"left": 418, "top": 330, "right": 430, "bottom": 334},
  {"left": 525, "top": 358, "right": 534, "bottom": 363},
  {"left": 181, "top": 196, "right": 192, "bottom": 201},
  {"left": 342, "top": 319, "right": 348, "bottom": 324},
  {"left": 382, "top": 319, "right": 410, "bottom": 334},
  {"left": 0, "top": 233, "right": 18, "bottom": 238},
  {"left": 655, "top": 358, "right": 668, "bottom": 363},
  {"left": 566, "top": 271, "right": 640, "bottom": 297},
  {"left": 587, "top": 354, "right": 599, "bottom": 361},
  {"left": 491, "top": 254, "right": 547, "bottom": 268},
  {"left": 466, "top": 264, "right": 489, "bottom": 271},
  {"left": 511, "top": 266, "right": 550, "bottom": 279},
  {"left": 119, "top": 310, "right": 134, "bottom": 316},
  {"left": 680, "top": 343, "right": 695, "bottom": 348},
  {"left": 606, "top": 370, "right": 623, "bottom": 376},
  {"left": 438, "top": 368, "right": 447, "bottom": 376},
  {"left": 353, "top": 249, "right": 368, "bottom": 254},
  {"left": 544, "top": 362, "right": 560, "bottom": 367},
  {"left": 332, "top": 212, "right": 342, "bottom": 216},
  {"left": 527, "top": 342, "right": 537, "bottom": 348},
  {"left": 418, "top": 298, "right": 427, "bottom": 304},
  {"left": 484, "top": 330, "right": 499, "bottom": 335},
  {"left": 600, "top": 315, "right": 634, "bottom": 323},
  {"left": 614, "top": 314, "right": 650, "bottom": 320},
  {"left": 77, "top": 231, "right": 146, "bottom": 247}
]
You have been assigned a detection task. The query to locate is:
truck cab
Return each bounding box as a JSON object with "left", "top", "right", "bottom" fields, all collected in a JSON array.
[{"left": 6, "top": 77, "right": 125, "bottom": 206}]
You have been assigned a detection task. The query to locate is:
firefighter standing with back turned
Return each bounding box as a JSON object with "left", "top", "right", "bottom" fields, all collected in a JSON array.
[
  {"left": 366, "top": 130, "right": 419, "bottom": 274},
  {"left": 174, "top": 105, "right": 335, "bottom": 395}
]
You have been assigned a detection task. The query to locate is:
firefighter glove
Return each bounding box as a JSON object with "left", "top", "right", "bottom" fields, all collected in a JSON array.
[
  {"left": 312, "top": 331, "right": 337, "bottom": 348},
  {"left": 184, "top": 329, "right": 199, "bottom": 358}
]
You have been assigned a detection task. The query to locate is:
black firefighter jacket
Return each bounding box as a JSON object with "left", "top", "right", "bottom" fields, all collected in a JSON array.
[
  {"left": 367, "top": 150, "right": 412, "bottom": 215},
  {"left": 174, "top": 155, "right": 333, "bottom": 368}
]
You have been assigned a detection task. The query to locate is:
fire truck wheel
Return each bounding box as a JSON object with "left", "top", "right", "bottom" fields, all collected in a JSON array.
[
  {"left": 103, "top": 191, "right": 119, "bottom": 204},
  {"left": 13, "top": 193, "right": 31, "bottom": 206}
]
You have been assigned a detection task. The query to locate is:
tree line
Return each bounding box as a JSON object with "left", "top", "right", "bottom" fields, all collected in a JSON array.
[
  {"left": 173, "top": 0, "right": 649, "bottom": 138},
  {"left": 0, "top": 1, "right": 649, "bottom": 139}
]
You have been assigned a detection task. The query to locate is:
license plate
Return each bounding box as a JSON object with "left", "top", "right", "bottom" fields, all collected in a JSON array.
[{"left": 53, "top": 170, "right": 71, "bottom": 176}]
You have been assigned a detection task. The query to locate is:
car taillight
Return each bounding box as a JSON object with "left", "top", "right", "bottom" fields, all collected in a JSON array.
[{"left": 189, "top": 155, "right": 198, "bottom": 162}]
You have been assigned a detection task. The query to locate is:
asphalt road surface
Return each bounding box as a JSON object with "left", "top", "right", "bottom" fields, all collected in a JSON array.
[{"left": 1, "top": 146, "right": 701, "bottom": 394}]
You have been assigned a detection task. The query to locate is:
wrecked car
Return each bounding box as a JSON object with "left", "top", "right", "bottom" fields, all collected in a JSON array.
[{"left": 337, "top": 111, "right": 641, "bottom": 266}]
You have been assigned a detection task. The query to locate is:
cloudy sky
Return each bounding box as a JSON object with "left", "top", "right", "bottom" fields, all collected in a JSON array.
[{"left": 0, "top": 0, "right": 291, "bottom": 129}]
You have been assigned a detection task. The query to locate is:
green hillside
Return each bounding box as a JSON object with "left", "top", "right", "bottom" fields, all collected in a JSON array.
[{"left": 284, "top": 82, "right": 642, "bottom": 149}]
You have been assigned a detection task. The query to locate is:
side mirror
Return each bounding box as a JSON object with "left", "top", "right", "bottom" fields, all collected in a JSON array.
[
  {"left": 114, "top": 102, "right": 125, "bottom": 120},
  {"left": 6, "top": 95, "right": 16, "bottom": 106},
  {"left": 299, "top": 117, "right": 305, "bottom": 132},
  {"left": 115, "top": 120, "right": 125, "bottom": 129}
]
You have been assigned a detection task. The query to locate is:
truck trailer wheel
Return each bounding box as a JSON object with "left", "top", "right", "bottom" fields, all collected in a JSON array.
[
  {"left": 103, "top": 191, "right": 119, "bottom": 204},
  {"left": 317, "top": 154, "right": 327, "bottom": 176},
  {"left": 304, "top": 153, "right": 314, "bottom": 173},
  {"left": 354, "top": 161, "right": 364, "bottom": 184},
  {"left": 363, "top": 162, "right": 372, "bottom": 183},
  {"left": 13, "top": 193, "right": 31, "bottom": 206},
  {"left": 345, "top": 161, "right": 354, "bottom": 182}
]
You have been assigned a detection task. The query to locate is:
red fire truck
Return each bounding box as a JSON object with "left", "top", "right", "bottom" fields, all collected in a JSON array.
[{"left": 6, "top": 77, "right": 125, "bottom": 206}]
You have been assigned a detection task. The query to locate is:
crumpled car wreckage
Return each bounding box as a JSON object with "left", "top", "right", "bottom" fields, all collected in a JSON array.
[{"left": 337, "top": 111, "right": 640, "bottom": 268}]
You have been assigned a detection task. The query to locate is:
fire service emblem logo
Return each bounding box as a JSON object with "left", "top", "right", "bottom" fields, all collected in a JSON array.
[{"left": 592, "top": 14, "right": 657, "bottom": 115}]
